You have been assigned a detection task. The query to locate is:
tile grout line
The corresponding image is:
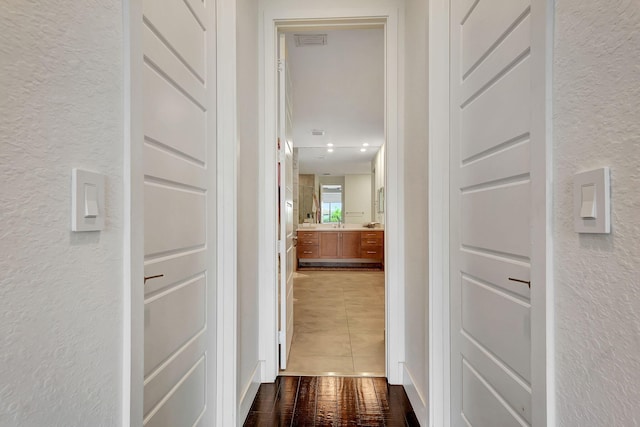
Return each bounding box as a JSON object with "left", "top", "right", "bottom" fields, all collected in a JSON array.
[{"left": 343, "top": 284, "right": 357, "bottom": 373}]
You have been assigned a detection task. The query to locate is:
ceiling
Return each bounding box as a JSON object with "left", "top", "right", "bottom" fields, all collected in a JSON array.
[{"left": 285, "top": 28, "right": 384, "bottom": 175}]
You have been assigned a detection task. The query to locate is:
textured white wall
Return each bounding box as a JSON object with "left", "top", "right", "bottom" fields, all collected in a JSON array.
[
  {"left": 236, "top": 0, "right": 261, "bottom": 420},
  {"left": 402, "top": 0, "right": 429, "bottom": 423},
  {"left": 0, "top": 2, "right": 123, "bottom": 426},
  {"left": 554, "top": 0, "right": 640, "bottom": 424}
]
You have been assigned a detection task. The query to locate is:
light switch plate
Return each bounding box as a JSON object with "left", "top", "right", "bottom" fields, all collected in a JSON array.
[
  {"left": 574, "top": 167, "right": 610, "bottom": 233},
  {"left": 72, "top": 168, "right": 105, "bottom": 231}
]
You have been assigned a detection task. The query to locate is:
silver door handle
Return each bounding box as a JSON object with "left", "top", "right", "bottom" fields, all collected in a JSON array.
[
  {"left": 144, "top": 274, "right": 164, "bottom": 284},
  {"left": 508, "top": 277, "right": 530, "bottom": 288}
]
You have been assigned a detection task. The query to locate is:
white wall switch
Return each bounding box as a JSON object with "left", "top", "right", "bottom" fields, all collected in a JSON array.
[
  {"left": 579, "top": 184, "right": 596, "bottom": 219},
  {"left": 574, "top": 167, "right": 610, "bottom": 233},
  {"left": 84, "top": 183, "right": 99, "bottom": 218},
  {"left": 72, "top": 168, "right": 105, "bottom": 231}
]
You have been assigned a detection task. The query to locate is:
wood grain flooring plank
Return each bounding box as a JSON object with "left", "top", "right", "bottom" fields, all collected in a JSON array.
[{"left": 244, "top": 376, "right": 419, "bottom": 427}]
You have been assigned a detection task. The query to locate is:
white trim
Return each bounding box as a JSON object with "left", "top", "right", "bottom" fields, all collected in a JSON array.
[
  {"left": 237, "top": 362, "right": 262, "bottom": 426},
  {"left": 402, "top": 363, "right": 428, "bottom": 426},
  {"left": 530, "top": 0, "right": 555, "bottom": 425},
  {"left": 258, "top": 4, "right": 405, "bottom": 385},
  {"left": 216, "top": 0, "right": 238, "bottom": 425},
  {"left": 384, "top": 7, "right": 406, "bottom": 385},
  {"left": 427, "top": 0, "right": 450, "bottom": 424},
  {"left": 257, "top": 6, "right": 279, "bottom": 383},
  {"left": 428, "top": 0, "right": 450, "bottom": 425},
  {"left": 123, "top": 0, "right": 145, "bottom": 425},
  {"left": 205, "top": 0, "right": 220, "bottom": 425}
]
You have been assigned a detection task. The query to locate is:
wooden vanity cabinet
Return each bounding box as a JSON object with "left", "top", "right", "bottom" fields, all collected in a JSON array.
[{"left": 296, "top": 229, "right": 384, "bottom": 264}]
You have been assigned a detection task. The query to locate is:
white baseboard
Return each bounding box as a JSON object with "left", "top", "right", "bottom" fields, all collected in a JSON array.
[
  {"left": 237, "top": 361, "right": 262, "bottom": 426},
  {"left": 402, "top": 363, "right": 428, "bottom": 426}
]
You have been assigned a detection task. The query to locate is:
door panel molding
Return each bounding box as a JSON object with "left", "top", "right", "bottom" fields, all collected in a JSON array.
[
  {"left": 124, "top": 0, "right": 221, "bottom": 425},
  {"left": 432, "top": 0, "right": 553, "bottom": 426}
]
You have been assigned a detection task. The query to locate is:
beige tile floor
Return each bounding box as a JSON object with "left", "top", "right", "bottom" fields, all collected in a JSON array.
[{"left": 282, "top": 270, "right": 385, "bottom": 376}]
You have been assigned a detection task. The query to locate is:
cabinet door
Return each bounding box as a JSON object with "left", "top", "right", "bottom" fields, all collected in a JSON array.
[
  {"left": 319, "top": 232, "right": 339, "bottom": 258},
  {"left": 340, "top": 232, "right": 361, "bottom": 258}
]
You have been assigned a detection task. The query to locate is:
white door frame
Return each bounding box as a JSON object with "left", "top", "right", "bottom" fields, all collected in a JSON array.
[
  {"left": 123, "top": 0, "right": 236, "bottom": 424},
  {"left": 215, "top": 0, "right": 238, "bottom": 425},
  {"left": 427, "top": 0, "right": 555, "bottom": 425},
  {"left": 258, "top": 4, "right": 406, "bottom": 385},
  {"left": 427, "top": 0, "right": 450, "bottom": 425},
  {"left": 122, "top": 2, "right": 144, "bottom": 424}
]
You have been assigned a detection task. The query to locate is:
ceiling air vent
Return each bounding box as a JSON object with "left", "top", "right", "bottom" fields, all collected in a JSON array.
[
  {"left": 311, "top": 129, "right": 325, "bottom": 136},
  {"left": 294, "top": 34, "right": 327, "bottom": 47}
]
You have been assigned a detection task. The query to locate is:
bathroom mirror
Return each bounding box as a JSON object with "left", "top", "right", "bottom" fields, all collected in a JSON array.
[{"left": 296, "top": 145, "right": 385, "bottom": 225}]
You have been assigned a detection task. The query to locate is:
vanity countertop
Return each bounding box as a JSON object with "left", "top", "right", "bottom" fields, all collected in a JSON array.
[{"left": 297, "top": 226, "right": 384, "bottom": 232}]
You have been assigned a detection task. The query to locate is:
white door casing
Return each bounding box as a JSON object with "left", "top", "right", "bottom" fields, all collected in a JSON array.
[
  {"left": 449, "top": 0, "right": 551, "bottom": 426},
  {"left": 278, "top": 33, "right": 295, "bottom": 370},
  {"left": 133, "top": 0, "right": 215, "bottom": 425},
  {"left": 259, "top": 6, "right": 404, "bottom": 384}
]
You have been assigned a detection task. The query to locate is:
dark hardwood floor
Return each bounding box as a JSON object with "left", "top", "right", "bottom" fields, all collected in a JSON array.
[{"left": 243, "top": 376, "right": 420, "bottom": 427}]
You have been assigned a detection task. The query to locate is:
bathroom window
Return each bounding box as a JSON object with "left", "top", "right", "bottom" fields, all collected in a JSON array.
[{"left": 320, "top": 184, "right": 343, "bottom": 223}]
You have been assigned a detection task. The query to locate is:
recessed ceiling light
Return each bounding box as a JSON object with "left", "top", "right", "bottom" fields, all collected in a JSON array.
[
  {"left": 327, "top": 148, "right": 334, "bottom": 153},
  {"left": 363, "top": 143, "right": 369, "bottom": 147},
  {"left": 327, "top": 143, "right": 334, "bottom": 147},
  {"left": 360, "top": 148, "right": 367, "bottom": 152}
]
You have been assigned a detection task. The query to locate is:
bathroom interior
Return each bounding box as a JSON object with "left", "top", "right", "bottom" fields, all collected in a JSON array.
[{"left": 280, "top": 27, "right": 387, "bottom": 376}]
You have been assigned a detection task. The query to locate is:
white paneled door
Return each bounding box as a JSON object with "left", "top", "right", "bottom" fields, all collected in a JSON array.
[
  {"left": 278, "top": 33, "right": 295, "bottom": 370},
  {"left": 141, "top": 0, "right": 212, "bottom": 426},
  {"left": 450, "top": 1, "right": 546, "bottom": 426}
]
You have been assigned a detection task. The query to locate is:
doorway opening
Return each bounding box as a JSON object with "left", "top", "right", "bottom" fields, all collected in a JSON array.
[
  {"left": 277, "top": 26, "right": 387, "bottom": 377},
  {"left": 258, "top": 6, "right": 404, "bottom": 386}
]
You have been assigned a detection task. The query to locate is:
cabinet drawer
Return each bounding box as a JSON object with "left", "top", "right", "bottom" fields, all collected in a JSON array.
[
  {"left": 361, "top": 237, "right": 383, "bottom": 248},
  {"left": 297, "top": 245, "right": 319, "bottom": 258},
  {"left": 361, "top": 231, "right": 384, "bottom": 238},
  {"left": 298, "top": 231, "right": 318, "bottom": 240},
  {"left": 361, "top": 247, "right": 384, "bottom": 259},
  {"left": 298, "top": 237, "right": 319, "bottom": 246}
]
